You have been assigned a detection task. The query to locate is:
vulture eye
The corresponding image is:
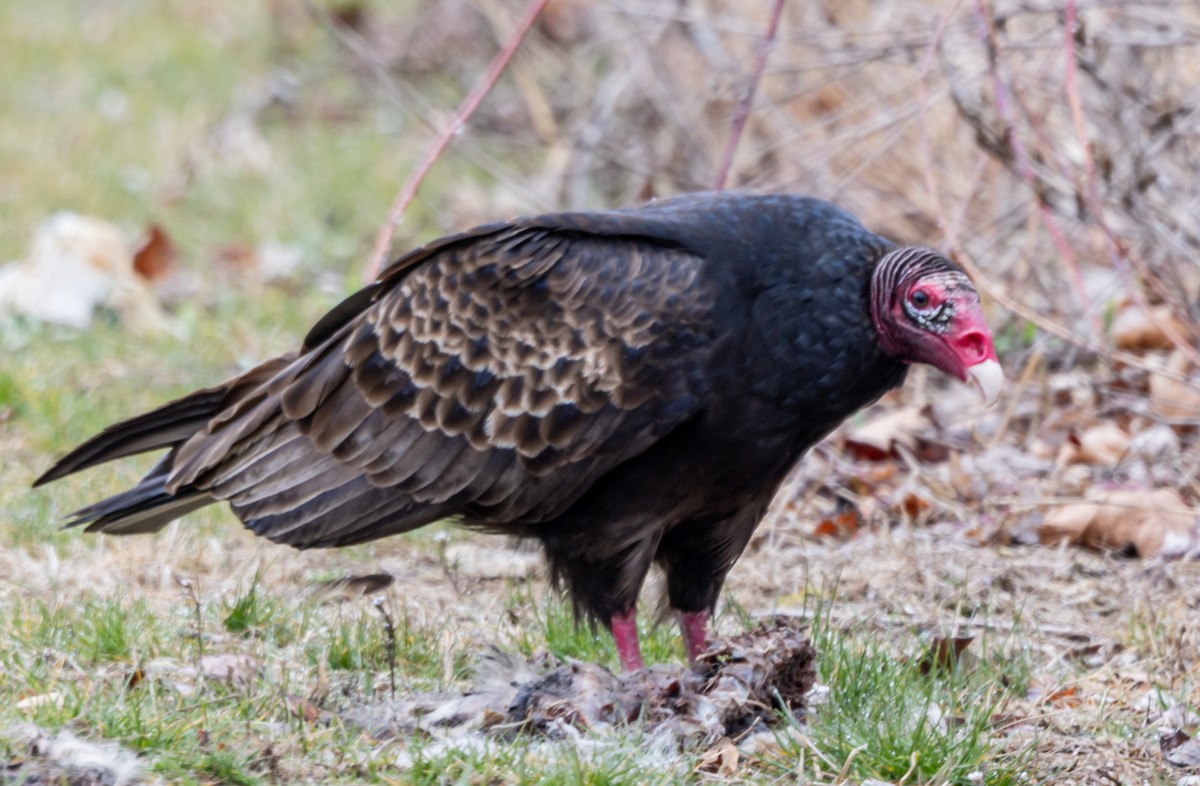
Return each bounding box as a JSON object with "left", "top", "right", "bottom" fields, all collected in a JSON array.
[{"left": 910, "top": 289, "right": 930, "bottom": 308}]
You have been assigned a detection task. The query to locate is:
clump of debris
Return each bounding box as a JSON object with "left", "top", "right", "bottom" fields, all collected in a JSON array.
[
  {"left": 1, "top": 725, "right": 147, "bottom": 786},
  {"left": 343, "top": 619, "right": 815, "bottom": 747}
]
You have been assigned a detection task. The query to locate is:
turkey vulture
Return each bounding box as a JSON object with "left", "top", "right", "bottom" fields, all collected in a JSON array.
[{"left": 35, "top": 192, "right": 1001, "bottom": 671}]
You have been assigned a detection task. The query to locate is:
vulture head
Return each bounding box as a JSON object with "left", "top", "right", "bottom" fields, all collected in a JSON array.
[{"left": 870, "top": 247, "right": 1002, "bottom": 406}]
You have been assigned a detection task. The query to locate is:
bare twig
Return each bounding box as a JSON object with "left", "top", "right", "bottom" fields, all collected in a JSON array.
[
  {"left": 987, "top": 343, "right": 1044, "bottom": 449},
  {"left": 176, "top": 574, "right": 205, "bottom": 679},
  {"left": 917, "top": 4, "right": 1182, "bottom": 381},
  {"left": 973, "top": 0, "right": 1097, "bottom": 335},
  {"left": 363, "top": 0, "right": 551, "bottom": 281},
  {"left": 916, "top": 0, "right": 965, "bottom": 238},
  {"left": 713, "top": 0, "right": 787, "bottom": 191},
  {"left": 1061, "top": 0, "right": 1200, "bottom": 364},
  {"left": 373, "top": 596, "right": 398, "bottom": 699},
  {"left": 307, "top": 1, "right": 547, "bottom": 215},
  {"left": 974, "top": 0, "right": 1099, "bottom": 336}
]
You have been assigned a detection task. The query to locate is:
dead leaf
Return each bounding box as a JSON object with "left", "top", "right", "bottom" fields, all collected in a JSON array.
[
  {"left": 284, "top": 694, "right": 327, "bottom": 724},
  {"left": 1149, "top": 351, "right": 1200, "bottom": 421},
  {"left": 1079, "top": 422, "right": 1131, "bottom": 464},
  {"left": 844, "top": 406, "right": 925, "bottom": 461},
  {"left": 864, "top": 464, "right": 898, "bottom": 484},
  {"left": 538, "top": 0, "right": 592, "bottom": 44},
  {"left": 1044, "top": 686, "right": 1083, "bottom": 708},
  {"left": 1038, "top": 488, "right": 1200, "bottom": 558},
  {"left": 124, "top": 668, "right": 145, "bottom": 690},
  {"left": 200, "top": 653, "right": 259, "bottom": 687},
  {"left": 913, "top": 436, "right": 952, "bottom": 463},
  {"left": 1058, "top": 422, "right": 1131, "bottom": 466},
  {"left": 813, "top": 510, "right": 861, "bottom": 539},
  {"left": 331, "top": 1, "right": 367, "bottom": 31},
  {"left": 480, "top": 708, "right": 507, "bottom": 729},
  {"left": 1162, "top": 728, "right": 1200, "bottom": 768},
  {"left": 131, "top": 224, "right": 178, "bottom": 283},
  {"left": 696, "top": 737, "right": 739, "bottom": 776},
  {"left": 897, "top": 492, "right": 931, "bottom": 520},
  {"left": 914, "top": 636, "right": 973, "bottom": 675},
  {"left": 1112, "top": 305, "right": 1183, "bottom": 351}
]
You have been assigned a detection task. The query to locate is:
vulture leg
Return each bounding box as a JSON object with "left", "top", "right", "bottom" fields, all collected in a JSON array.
[
  {"left": 609, "top": 608, "right": 644, "bottom": 672},
  {"left": 543, "top": 523, "right": 663, "bottom": 672},
  {"left": 657, "top": 506, "right": 767, "bottom": 667},
  {"left": 678, "top": 609, "right": 709, "bottom": 664}
]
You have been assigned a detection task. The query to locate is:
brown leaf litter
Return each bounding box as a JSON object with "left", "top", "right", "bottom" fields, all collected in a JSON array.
[
  {"left": 1149, "top": 350, "right": 1200, "bottom": 421},
  {"left": 843, "top": 405, "right": 926, "bottom": 462},
  {"left": 1038, "top": 488, "right": 1200, "bottom": 559},
  {"left": 130, "top": 224, "right": 178, "bottom": 284},
  {"left": 1111, "top": 305, "right": 1186, "bottom": 352}
]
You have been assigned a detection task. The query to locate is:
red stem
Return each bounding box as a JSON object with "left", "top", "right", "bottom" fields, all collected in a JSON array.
[
  {"left": 1061, "top": 0, "right": 1200, "bottom": 360},
  {"left": 363, "top": 0, "right": 551, "bottom": 281},
  {"left": 713, "top": 0, "right": 787, "bottom": 191},
  {"left": 973, "top": 0, "right": 1097, "bottom": 335}
]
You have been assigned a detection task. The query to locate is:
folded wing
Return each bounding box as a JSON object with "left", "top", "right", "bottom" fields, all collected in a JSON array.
[{"left": 42, "top": 213, "right": 718, "bottom": 549}]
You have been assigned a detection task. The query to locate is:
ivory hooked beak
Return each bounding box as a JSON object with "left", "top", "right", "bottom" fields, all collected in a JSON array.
[{"left": 966, "top": 359, "right": 1004, "bottom": 408}]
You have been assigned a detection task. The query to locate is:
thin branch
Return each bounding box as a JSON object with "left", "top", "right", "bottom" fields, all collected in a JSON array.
[
  {"left": 973, "top": 0, "right": 1099, "bottom": 336},
  {"left": 363, "top": 0, "right": 551, "bottom": 281},
  {"left": 1061, "top": 0, "right": 1200, "bottom": 364},
  {"left": 917, "top": 0, "right": 966, "bottom": 244},
  {"left": 713, "top": 0, "right": 787, "bottom": 191},
  {"left": 308, "top": 1, "right": 549, "bottom": 216},
  {"left": 912, "top": 1, "right": 1191, "bottom": 383}
]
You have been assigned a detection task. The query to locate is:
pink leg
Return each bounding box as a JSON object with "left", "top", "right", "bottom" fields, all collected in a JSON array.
[
  {"left": 678, "top": 610, "right": 709, "bottom": 665},
  {"left": 609, "top": 608, "right": 644, "bottom": 672}
]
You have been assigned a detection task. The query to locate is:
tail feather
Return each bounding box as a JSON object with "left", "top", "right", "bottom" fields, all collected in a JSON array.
[
  {"left": 63, "top": 459, "right": 215, "bottom": 535},
  {"left": 37, "top": 357, "right": 297, "bottom": 534},
  {"left": 34, "top": 356, "right": 294, "bottom": 488},
  {"left": 77, "top": 491, "right": 214, "bottom": 535},
  {"left": 33, "top": 390, "right": 226, "bottom": 487}
]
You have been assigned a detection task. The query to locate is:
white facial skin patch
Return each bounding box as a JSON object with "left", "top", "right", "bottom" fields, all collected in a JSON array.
[{"left": 901, "top": 271, "right": 975, "bottom": 334}]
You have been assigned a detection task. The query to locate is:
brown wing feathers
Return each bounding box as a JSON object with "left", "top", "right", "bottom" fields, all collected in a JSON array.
[{"left": 39, "top": 216, "right": 716, "bottom": 549}]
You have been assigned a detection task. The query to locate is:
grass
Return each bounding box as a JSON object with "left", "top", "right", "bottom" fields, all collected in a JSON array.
[
  {"left": 0, "top": 578, "right": 471, "bottom": 783},
  {"left": 0, "top": 526, "right": 1035, "bottom": 784},
  {"left": 504, "top": 583, "right": 687, "bottom": 670},
  {"left": 0, "top": 548, "right": 1032, "bottom": 784},
  {"left": 779, "top": 606, "right": 1029, "bottom": 784},
  {"left": 406, "top": 736, "right": 698, "bottom": 786}
]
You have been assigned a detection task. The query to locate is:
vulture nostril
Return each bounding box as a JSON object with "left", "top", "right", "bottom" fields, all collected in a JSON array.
[{"left": 957, "top": 331, "right": 986, "bottom": 363}]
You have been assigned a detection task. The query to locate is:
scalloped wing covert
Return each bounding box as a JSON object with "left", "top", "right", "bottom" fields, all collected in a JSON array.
[{"left": 164, "top": 224, "right": 716, "bottom": 548}]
